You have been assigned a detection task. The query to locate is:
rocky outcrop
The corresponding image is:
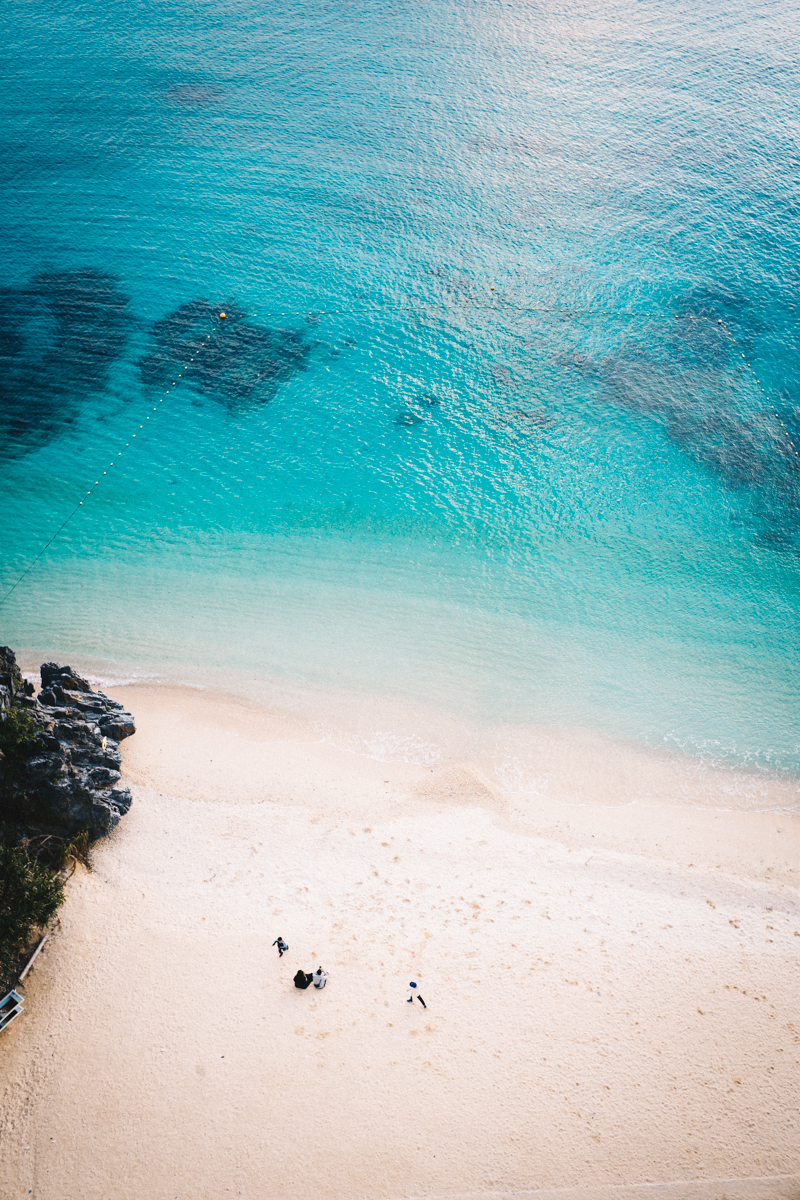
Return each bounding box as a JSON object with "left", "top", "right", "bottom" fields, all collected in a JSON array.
[
  {"left": 0, "top": 646, "right": 32, "bottom": 707},
  {"left": 0, "top": 647, "right": 136, "bottom": 840}
]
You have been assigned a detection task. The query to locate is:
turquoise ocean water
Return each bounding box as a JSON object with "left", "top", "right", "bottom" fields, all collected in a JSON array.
[{"left": 2, "top": 0, "right": 800, "bottom": 786}]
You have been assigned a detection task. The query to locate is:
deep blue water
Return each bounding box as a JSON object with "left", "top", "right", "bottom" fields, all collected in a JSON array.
[{"left": 2, "top": 0, "right": 800, "bottom": 779}]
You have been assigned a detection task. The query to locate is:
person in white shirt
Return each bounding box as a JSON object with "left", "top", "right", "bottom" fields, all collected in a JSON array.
[
  {"left": 407, "top": 981, "right": 426, "bottom": 1008},
  {"left": 313, "top": 966, "right": 329, "bottom": 989}
]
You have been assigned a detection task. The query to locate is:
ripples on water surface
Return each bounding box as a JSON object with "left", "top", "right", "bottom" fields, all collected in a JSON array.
[{"left": 1, "top": 0, "right": 799, "bottom": 787}]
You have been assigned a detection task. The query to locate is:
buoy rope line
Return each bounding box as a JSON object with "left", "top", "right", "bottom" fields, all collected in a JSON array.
[
  {"left": 716, "top": 319, "right": 800, "bottom": 462},
  {"left": 0, "top": 321, "right": 224, "bottom": 611}
]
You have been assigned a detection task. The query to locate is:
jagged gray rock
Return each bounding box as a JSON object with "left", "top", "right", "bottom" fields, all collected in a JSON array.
[{"left": 0, "top": 646, "right": 136, "bottom": 840}]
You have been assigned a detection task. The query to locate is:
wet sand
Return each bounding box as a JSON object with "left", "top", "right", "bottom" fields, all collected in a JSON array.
[{"left": 1, "top": 685, "right": 799, "bottom": 1200}]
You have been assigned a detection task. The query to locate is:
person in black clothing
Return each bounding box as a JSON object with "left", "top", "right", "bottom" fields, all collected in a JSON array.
[{"left": 294, "top": 969, "right": 314, "bottom": 990}]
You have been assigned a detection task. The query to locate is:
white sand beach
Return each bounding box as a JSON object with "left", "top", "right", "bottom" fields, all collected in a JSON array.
[{"left": 1, "top": 684, "right": 799, "bottom": 1200}]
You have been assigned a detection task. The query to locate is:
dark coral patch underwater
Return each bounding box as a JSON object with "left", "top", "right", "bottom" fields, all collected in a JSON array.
[
  {"left": 165, "top": 84, "right": 225, "bottom": 108},
  {"left": 137, "top": 301, "right": 312, "bottom": 412},
  {"left": 558, "top": 287, "right": 800, "bottom": 551},
  {"left": 394, "top": 410, "right": 424, "bottom": 427},
  {"left": 0, "top": 270, "right": 132, "bottom": 460}
]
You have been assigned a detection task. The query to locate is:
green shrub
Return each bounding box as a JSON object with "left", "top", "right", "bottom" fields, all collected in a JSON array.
[
  {"left": 50, "top": 830, "right": 92, "bottom": 874},
  {"left": 0, "top": 843, "right": 64, "bottom": 984},
  {"left": 0, "top": 707, "right": 42, "bottom": 792}
]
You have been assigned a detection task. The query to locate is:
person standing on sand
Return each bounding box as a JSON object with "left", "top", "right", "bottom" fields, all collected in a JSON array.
[
  {"left": 407, "top": 981, "right": 426, "bottom": 1008},
  {"left": 273, "top": 937, "right": 288, "bottom": 957},
  {"left": 313, "top": 967, "right": 329, "bottom": 989}
]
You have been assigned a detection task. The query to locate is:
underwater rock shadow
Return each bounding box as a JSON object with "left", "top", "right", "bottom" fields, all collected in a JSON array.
[
  {"left": 0, "top": 269, "right": 132, "bottom": 460},
  {"left": 557, "top": 290, "right": 800, "bottom": 550},
  {"left": 495, "top": 409, "right": 555, "bottom": 430},
  {"left": 393, "top": 391, "right": 443, "bottom": 427},
  {"left": 394, "top": 411, "right": 424, "bottom": 427},
  {"left": 137, "top": 300, "right": 313, "bottom": 412},
  {"left": 165, "top": 84, "right": 225, "bottom": 108}
]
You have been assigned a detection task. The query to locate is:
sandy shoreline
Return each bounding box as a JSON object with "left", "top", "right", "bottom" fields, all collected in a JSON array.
[{"left": 1, "top": 684, "right": 799, "bottom": 1199}]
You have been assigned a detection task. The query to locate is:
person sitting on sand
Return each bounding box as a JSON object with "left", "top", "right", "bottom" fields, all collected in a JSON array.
[
  {"left": 294, "top": 969, "right": 313, "bottom": 990},
  {"left": 312, "top": 967, "right": 329, "bottom": 989},
  {"left": 273, "top": 936, "right": 289, "bottom": 957}
]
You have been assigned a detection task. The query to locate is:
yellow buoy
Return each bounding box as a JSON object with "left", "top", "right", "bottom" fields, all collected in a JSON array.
[{"left": 219, "top": 312, "right": 226, "bottom": 319}]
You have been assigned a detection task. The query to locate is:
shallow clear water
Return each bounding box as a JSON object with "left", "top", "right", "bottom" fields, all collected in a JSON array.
[{"left": 2, "top": 0, "right": 800, "bottom": 779}]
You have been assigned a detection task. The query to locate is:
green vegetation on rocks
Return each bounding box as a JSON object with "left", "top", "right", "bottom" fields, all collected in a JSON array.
[
  {"left": 0, "top": 843, "right": 64, "bottom": 984},
  {"left": 0, "top": 705, "right": 44, "bottom": 793}
]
